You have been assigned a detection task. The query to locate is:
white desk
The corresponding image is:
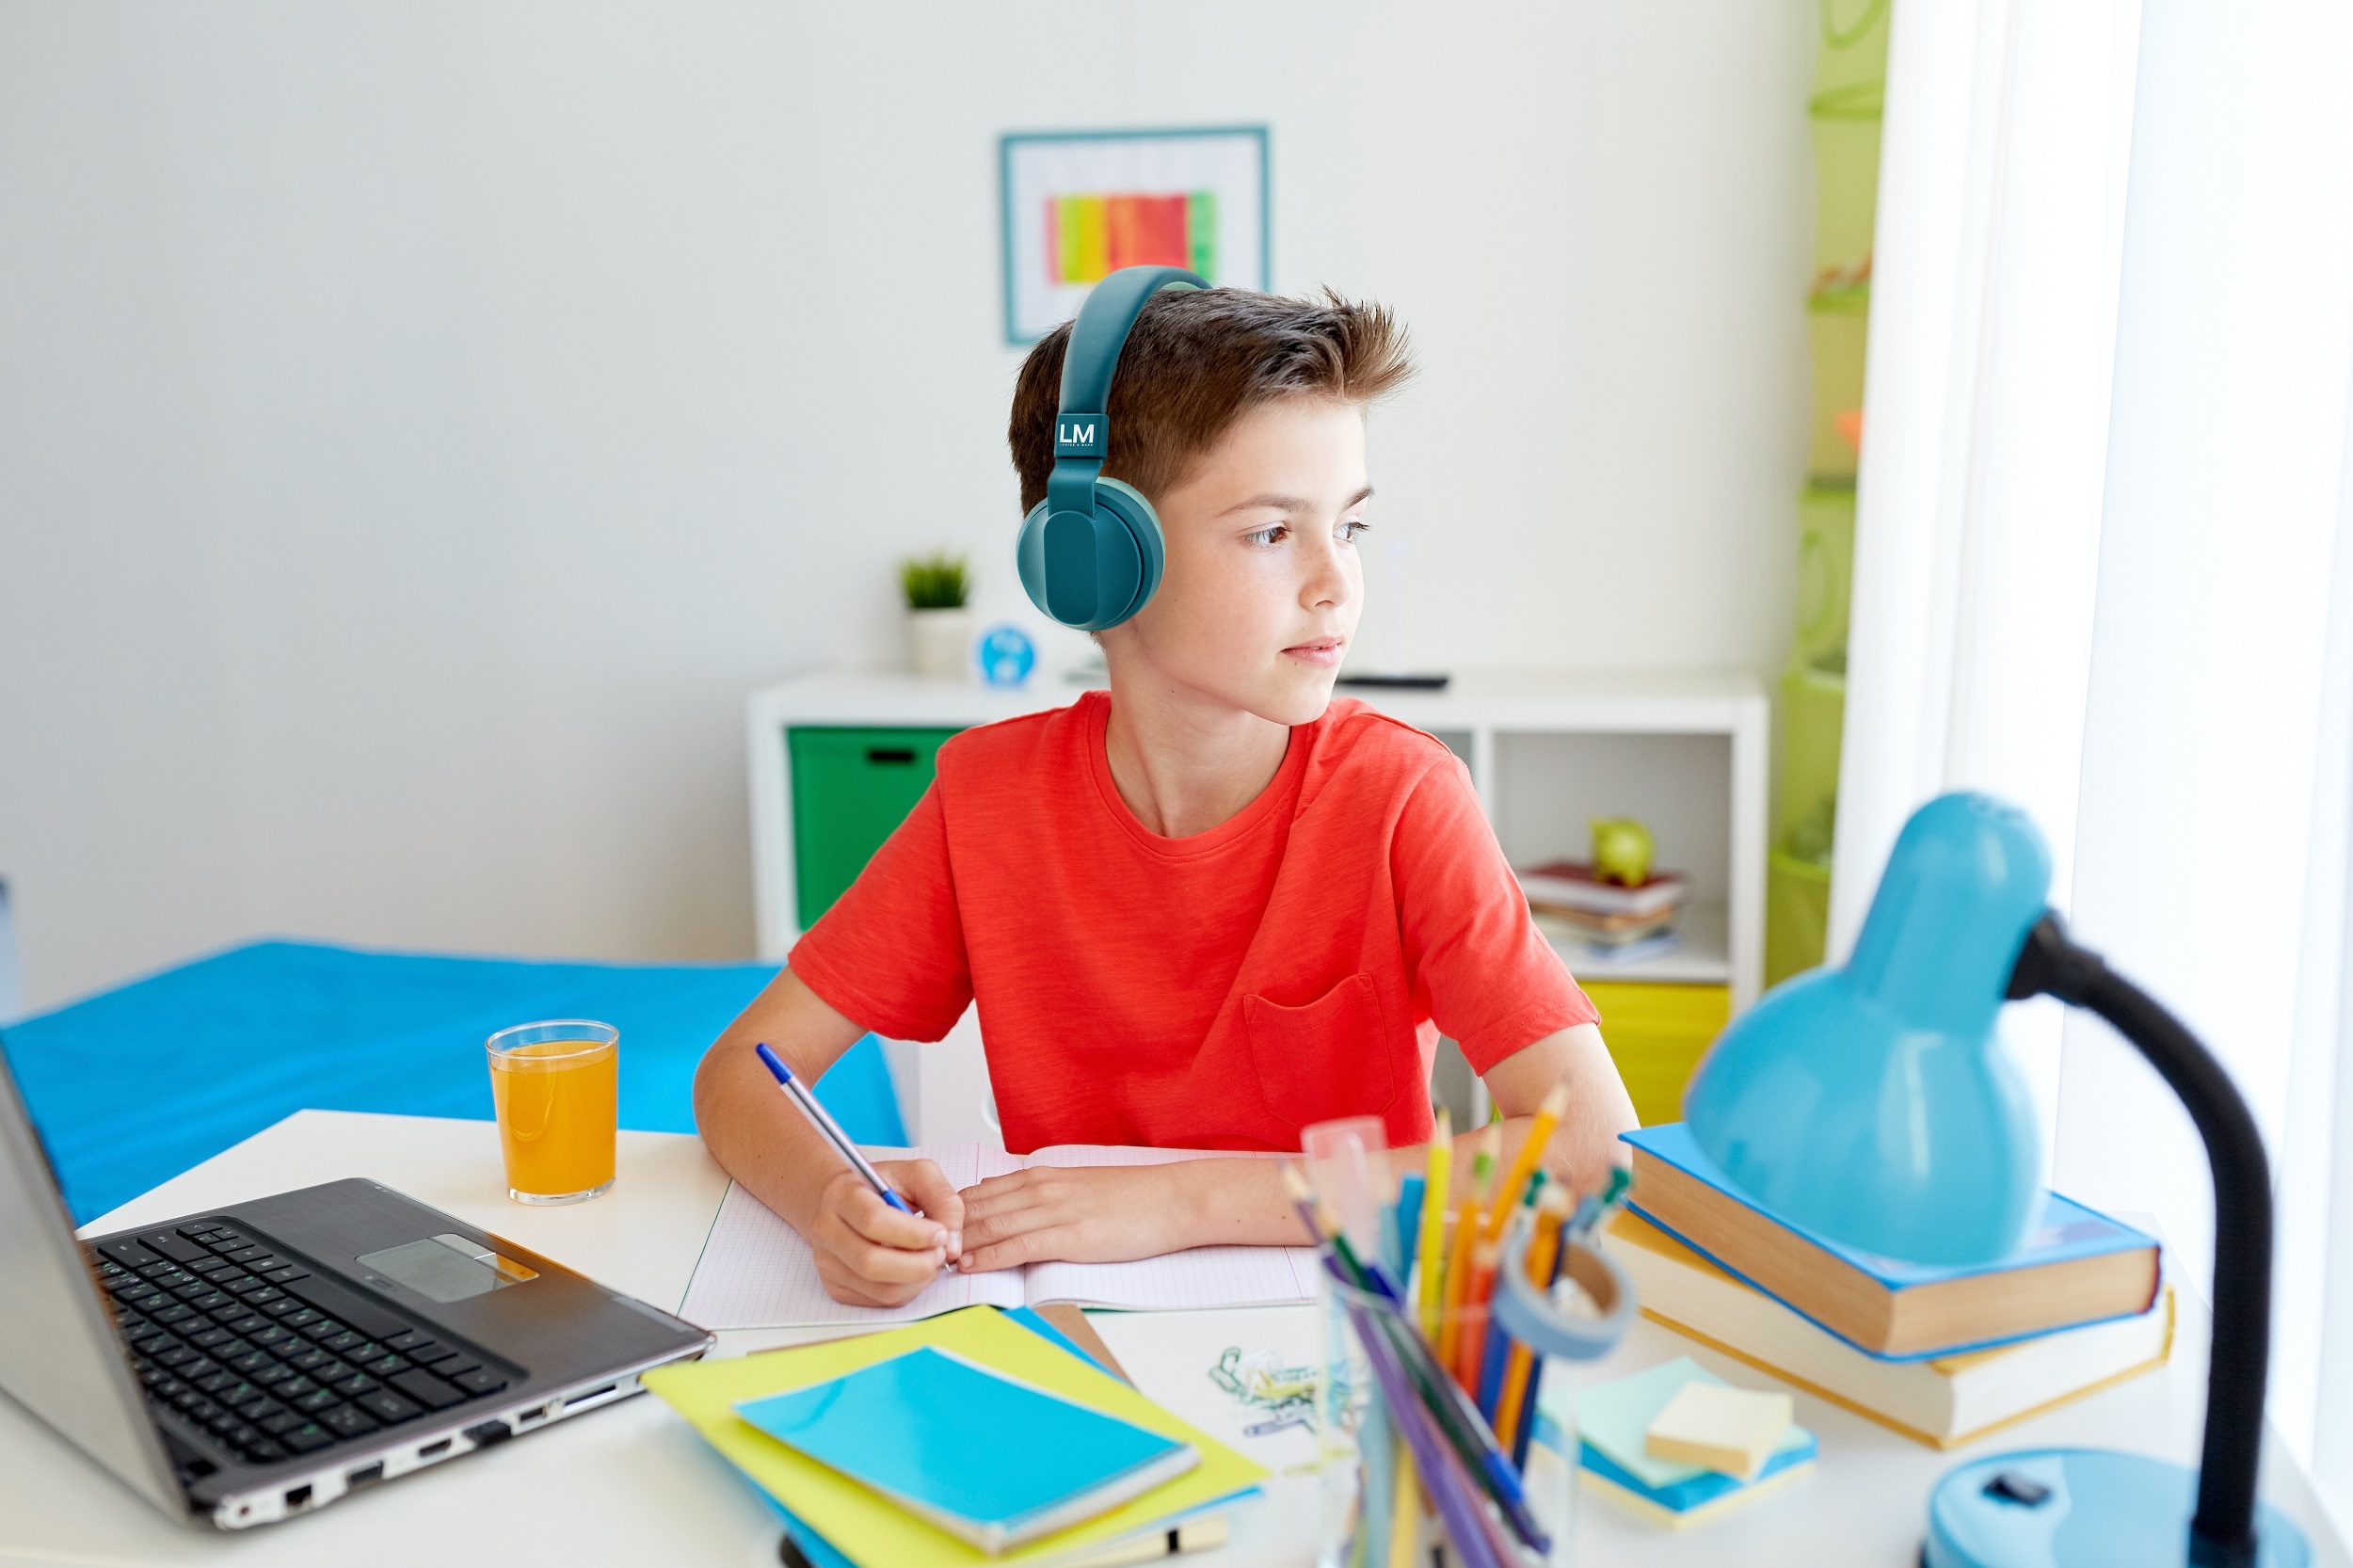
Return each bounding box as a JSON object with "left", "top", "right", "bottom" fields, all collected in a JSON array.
[{"left": 7, "top": 1111, "right": 2345, "bottom": 1567}]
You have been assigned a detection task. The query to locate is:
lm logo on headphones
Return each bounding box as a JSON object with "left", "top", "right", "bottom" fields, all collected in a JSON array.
[{"left": 1056, "top": 418, "right": 1103, "bottom": 456}]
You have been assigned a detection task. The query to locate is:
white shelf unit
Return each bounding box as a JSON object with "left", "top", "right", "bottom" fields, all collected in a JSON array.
[{"left": 746, "top": 669, "right": 1769, "bottom": 1012}]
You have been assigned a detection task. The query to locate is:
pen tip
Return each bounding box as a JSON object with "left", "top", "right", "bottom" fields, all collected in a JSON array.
[{"left": 1279, "top": 1162, "right": 1315, "bottom": 1203}]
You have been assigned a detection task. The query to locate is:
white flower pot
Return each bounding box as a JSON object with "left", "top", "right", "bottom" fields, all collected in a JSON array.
[{"left": 906, "top": 608, "right": 976, "bottom": 681}]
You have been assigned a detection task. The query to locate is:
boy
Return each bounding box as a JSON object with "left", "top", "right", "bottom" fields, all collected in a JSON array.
[{"left": 695, "top": 287, "right": 1637, "bottom": 1307}]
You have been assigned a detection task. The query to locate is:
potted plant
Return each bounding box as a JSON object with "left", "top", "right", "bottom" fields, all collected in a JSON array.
[{"left": 900, "top": 552, "right": 973, "bottom": 680}]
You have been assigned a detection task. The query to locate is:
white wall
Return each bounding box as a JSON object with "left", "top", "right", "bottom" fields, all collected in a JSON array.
[{"left": 0, "top": 0, "right": 1814, "bottom": 1013}]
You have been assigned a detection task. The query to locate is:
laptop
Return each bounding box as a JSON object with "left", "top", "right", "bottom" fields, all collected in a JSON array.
[{"left": 0, "top": 1039, "right": 713, "bottom": 1528}]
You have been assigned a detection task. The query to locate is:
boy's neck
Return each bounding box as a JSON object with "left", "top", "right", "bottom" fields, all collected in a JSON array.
[{"left": 1100, "top": 668, "right": 1294, "bottom": 840}]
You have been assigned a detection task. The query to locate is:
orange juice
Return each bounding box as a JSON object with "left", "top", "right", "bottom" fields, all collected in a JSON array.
[{"left": 488, "top": 1036, "right": 617, "bottom": 1201}]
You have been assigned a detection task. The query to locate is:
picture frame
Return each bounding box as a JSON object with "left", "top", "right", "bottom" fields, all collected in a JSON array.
[{"left": 998, "top": 126, "right": 1271, "bottom": 345}]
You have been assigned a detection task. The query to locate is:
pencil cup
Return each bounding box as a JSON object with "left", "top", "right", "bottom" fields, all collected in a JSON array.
[
  {"left": 1317, "top": 1214, "right": 1636, "bottom": 1568},
  {"left": 486, "top": 1019, "right": 618, "bottom": 1205},
  {"left": 1301, "top": 1116, "right": 1391, "bottom": 1562}
]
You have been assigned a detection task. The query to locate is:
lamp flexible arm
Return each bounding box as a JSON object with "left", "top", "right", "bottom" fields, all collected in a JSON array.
[{"left": 2007, "top": 913, "right": 2271, "bottom": 1568}]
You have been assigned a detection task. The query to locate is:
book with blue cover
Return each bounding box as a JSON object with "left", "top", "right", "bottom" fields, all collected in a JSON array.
[
  {"left": 737, "top": 1347, "right": 1203, "bottom": 1555},
  {"left": 1622, "top": 1123, "right": 2162, "bottom": 1359}
]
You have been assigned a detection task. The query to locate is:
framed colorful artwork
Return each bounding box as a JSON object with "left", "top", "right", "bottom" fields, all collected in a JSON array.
[{"left": 998, "top": 126, "right": 1271, "bottom": 344}]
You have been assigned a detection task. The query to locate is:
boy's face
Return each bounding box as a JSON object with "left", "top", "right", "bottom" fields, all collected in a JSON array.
[{"left": 1105, "top": 396, "right": 1370, "bottom": 727}]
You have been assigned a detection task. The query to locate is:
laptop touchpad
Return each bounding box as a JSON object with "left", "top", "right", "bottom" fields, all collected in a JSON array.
[{"left": 357, "top": 1233, "right": 539, "bottom": 1304}]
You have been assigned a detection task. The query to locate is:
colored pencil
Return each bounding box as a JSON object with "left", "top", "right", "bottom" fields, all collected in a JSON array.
[
  {"left": 1474, "top": 1311, "right": 1511, "bottom": 1420},
  {"left": 1569, "top": 1164, "right": 1633, "bottom": 1239},
  {"left": 1512, "top": 1201, "right": 1577, "bottom": 1470},
  {"left": 1436, "top": 1202, "right": 1483, "bottom": 1375},
  {"left": 1385, "top": 1435, "right": 1419, "bottom": 1568},
  {"left": 1415, "top": 1110, "right": 1452, "bottom": 1338},
  {"left": 1486, "top": 1082, "right": 1570, "bottom": 1232},
  {"left": 1491, "top": 1186, "right": 1571, "bottom": 1449},
  {"left": 1389, "top": 1172, "right": 1425, "bottom": 1282},
  {"left": 1456, "top": 1236, "right": 1499, "bottom": 1390}
]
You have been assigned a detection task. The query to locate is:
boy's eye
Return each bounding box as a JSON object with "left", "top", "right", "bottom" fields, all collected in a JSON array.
[
  {"left": 1245, "top": 524, "right": 1289, "bottom": 547},
  {"left": 1339, "top": 519, "right": 1370, "bottom": 542}
]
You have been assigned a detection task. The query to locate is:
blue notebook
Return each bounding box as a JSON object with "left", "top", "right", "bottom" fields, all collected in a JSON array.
[
  {"left": 737, "top": 1347, "right": 1201, "bottom": 1555},
  {"left": 1621, "top": 1123, "right": 2162, "bottom": 1359}
]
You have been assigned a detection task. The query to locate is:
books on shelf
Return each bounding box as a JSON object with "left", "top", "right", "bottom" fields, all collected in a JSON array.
[
  {"left": 1600, "top": 1210, "right": 2175, "bottom": 1449},
  {"left": 1532, "top": 914, "right": 1686, "bottom": 967},
  {"left": 1529, "top": 902, "right": 1681, "bottom": 941},
  {"left": 1515, "top": 860, "right": 1689, "bottom": 920},
  {"left": 1622, "top": 1123, "right": 2162, "bottom": 1358}
]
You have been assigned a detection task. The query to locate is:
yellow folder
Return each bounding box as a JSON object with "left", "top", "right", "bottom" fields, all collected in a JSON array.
[{"left": 644, "top": 1306, "right": 1267, "bottom": 1568}]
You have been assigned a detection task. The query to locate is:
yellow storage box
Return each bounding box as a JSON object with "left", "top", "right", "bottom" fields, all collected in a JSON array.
[{"left": 1584, "top": 981, "right": 1732, "bottom": 1128}]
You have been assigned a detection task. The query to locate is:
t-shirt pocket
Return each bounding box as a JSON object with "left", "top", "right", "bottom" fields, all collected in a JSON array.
[{"left": 1241, "top": 973, "right": 1405, "bottom": 1134}]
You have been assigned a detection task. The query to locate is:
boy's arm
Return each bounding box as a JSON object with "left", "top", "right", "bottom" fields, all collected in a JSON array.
[
  {"left": 952, "top": 1022, "right": 1635, "bottom": 1271},
  {"left": 692, "top": 968, "right": 966, "bottom": 1307}
]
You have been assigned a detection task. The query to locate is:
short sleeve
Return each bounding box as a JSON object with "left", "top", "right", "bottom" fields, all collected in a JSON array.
[
  {"left": 1390, "top": 757, "right": 1600, "bottom": 1073},
  {"left": 786, "top": 782, "right": 975, "bottom": 1042}
]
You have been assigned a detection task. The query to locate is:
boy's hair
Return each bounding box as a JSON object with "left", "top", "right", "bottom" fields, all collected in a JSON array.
[{"left": 1009, "top": 287, "right": 1414, "bottom": 515}]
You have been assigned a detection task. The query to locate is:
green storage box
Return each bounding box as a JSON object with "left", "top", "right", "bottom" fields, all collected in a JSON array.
[{"left": 788, "top": 727, "right": 964, "bottom": 927}]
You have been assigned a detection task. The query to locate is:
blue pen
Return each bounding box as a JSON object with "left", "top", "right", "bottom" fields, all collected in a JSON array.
[{"left": 754, "top": 1042, "right": 912, "bottom": 1214}]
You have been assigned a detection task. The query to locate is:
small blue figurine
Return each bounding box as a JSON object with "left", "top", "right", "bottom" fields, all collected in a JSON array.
[{"left": 977, "top": 623, "right": 1036, "bottom": 688}]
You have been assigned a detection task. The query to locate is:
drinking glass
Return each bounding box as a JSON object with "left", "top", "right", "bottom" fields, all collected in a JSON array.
[{"left": 486, "top": 1019, "right": 618, "bottom": 1205}]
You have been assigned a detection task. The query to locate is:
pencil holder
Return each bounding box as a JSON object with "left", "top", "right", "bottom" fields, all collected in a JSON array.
[{"left": 1316, "top": 1214, "right": 1636, "bottom": 1568}]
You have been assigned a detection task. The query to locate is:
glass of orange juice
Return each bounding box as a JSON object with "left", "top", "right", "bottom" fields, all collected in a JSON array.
[{"left": 486, "top": 1019, "right": 618, "bottom": 1205}]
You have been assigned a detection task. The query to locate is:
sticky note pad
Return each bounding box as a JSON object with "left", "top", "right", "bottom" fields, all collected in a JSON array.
[{"left": 1643, "top": 1381, "right": 1793, "bottom": 1481}]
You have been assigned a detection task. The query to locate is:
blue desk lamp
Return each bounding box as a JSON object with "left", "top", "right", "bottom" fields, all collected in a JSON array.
[{"left": 1684, "top": 793, "right": 2306, "bottom": 1568}]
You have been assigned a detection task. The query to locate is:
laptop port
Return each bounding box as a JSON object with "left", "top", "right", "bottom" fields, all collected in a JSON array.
[
  {"left": 418, "top": 1438, "right": 452, "bottom": 1459},
  {"left": 565, "top": 1384, "right": 616, "bottom": 1408},
  {"left": 345, "top": 1461, "right": 384, "bottom": 1489},
  {"left": 517, "top": 1404, "right": 548, "bottom": 1424},
  {"left": 283, "top": 1484, "right": 312, "bottom": 1510}
]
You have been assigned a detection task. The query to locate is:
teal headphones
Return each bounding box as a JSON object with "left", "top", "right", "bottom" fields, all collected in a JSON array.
[{"left": 1016, "top": 264, "right": 1208, "bottom": 631}]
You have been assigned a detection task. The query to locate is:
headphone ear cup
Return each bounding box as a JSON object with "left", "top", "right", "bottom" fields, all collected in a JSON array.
[
  {"left": 1016, "top": 499, "right": 1054, "bottom": 617},
  {"left": 1091, "top": 478, "right": 1164, "bottom": 627}
]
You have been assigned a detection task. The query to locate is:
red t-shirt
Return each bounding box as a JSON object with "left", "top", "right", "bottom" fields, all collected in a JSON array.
[{"left": 788, "top": 692, "right": 1597, "bottom": 1153}]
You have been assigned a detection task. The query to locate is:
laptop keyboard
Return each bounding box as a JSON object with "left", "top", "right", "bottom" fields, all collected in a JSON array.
[{"left": 88, "top": 1222, "right": 509, "bottom": 1470}]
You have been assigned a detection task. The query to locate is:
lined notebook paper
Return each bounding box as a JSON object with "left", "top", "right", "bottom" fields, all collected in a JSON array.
[{"left": 680, "top": 1144, "right": 1323, "bottom": 1329}]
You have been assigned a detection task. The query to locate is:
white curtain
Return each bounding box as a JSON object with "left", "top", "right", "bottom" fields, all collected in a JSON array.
[{"left": 1835, "top": 0, "right": 2353, "bottom": 1508}]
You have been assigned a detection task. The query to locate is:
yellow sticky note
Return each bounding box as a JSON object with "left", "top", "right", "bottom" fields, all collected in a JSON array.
[
  {"left": 1642, "top": 1381, "right": 1794, "bottom": 1482},
  {"left": 643, "top": 1306, "right": 1266, "bottom": 1568}
]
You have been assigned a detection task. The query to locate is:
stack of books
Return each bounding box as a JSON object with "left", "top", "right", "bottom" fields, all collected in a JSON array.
[
  {"left": 1603, "top": 1125, "right": 2172, "bottom": 1449},
  {"left": 1515, "top": 860, "right": 1689, "bottom": 964}
]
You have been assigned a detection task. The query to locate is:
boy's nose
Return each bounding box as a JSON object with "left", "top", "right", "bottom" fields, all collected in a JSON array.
[{"left": 1301, "top": 543, "right": 1353, "bottom": 608}]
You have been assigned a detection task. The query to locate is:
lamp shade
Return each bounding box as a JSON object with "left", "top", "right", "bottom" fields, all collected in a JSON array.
[{"left": 1683, "top": 793, "right": 2050, "bottom": 1265}]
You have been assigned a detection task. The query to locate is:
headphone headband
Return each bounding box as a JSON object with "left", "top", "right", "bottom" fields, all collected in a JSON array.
[
  {"left": 1018, "top": 264, "right": 1205, "bottom": 632},
  {"left": 1050, "top": 265, "right": 1207, "bottom": 464}
]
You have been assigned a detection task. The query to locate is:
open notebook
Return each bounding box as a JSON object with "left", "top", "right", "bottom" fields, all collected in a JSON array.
[{"left": 679, "top": 1144, "right": 1323, "bottom": 1329}]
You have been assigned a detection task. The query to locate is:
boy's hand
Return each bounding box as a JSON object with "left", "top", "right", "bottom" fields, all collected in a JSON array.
[
  {"left": 806, "top": 1158, "right": 965, "bottom": 1307},
  {"left": 953, "top": 1163, "right": 1196, "bottom": 1273}
]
